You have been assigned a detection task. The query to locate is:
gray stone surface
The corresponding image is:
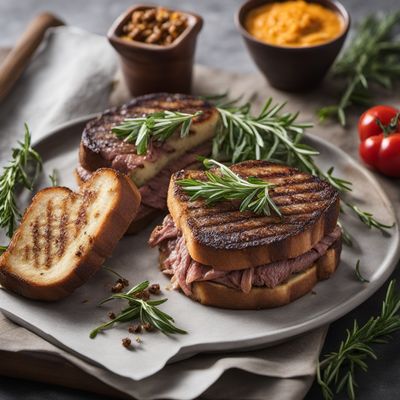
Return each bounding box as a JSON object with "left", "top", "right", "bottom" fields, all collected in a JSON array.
[{"left": 0, "top": 0, "right": 399, "bottom": 399}]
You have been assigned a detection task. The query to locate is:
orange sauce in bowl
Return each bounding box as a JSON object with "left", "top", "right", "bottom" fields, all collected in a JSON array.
[{"left": 245, "top": 0, "right": 344, "bottom": 47}]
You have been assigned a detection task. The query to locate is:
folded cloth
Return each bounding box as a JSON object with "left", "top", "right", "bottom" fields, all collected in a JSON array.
[{"left": 0, "top": 26, "right": 327, "bottom": 400}]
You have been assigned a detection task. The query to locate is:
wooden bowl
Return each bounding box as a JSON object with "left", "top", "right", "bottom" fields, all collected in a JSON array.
[
  {"left": 108, "top": 5, "right": 203, "bottom": 96},
  {"left": 236, "top": 0, "right": 350, "bottom": 92}
]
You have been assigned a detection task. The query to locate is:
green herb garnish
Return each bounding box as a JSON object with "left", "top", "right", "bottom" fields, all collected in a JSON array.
[
  {"left": 318, "top": 12, "right": 400, "bottom": 126},
  {"left": 49, "top": 169, "right": 58, "bottom": 186},
  {"left": 318, "top": 280, "right": 400, "bottom": 399},
  {"left": 344, "top": 202, "right": 394, "bottom": 233},
  {"left": 112, "top": 110, "right": 202, "bottom": 155},
  {"left": 90, "top": 280, "right": 186, "bottom": 338},
  {"left": 177, "top": 158, "right": 281, "bottom": 216},
  {"left": 354, "top": 259, "right": 370, "bottom": 283},
  {"left": 0, "top": 124, "right": 42, "bottom": 237},
  {"left": 337, "top": 221, "right": 353, "bottom": 247},
  {"left": 212, "top": 98, "right": 352, "bottom": 193}
]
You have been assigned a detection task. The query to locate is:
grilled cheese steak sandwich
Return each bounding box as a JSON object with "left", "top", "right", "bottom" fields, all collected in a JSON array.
[
  {"left": 0, "top": 169, "right": 140, "bottom": 301},
  {"left": 77, "top": 93, "right": 219, "bottom": 233},
  {"left": 149, "top": 161, "right": 342, "bottom": 309}
]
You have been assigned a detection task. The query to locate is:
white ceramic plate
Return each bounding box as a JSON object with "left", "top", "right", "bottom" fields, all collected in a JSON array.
[{"left": 0, "top": 115, "right": 399, "bottom": 380}]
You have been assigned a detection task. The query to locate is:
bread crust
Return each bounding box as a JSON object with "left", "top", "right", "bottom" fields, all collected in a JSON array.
[
  {"left": 168, "top": 161, "right": 340, "bottom": 270},
  {"left": 75, "top": 168, "right": 160, "bottom": 235},
  {"left": 163, "top": 237, "right": 342, "bottom": 310},
  {"left": 0, "top": 168, "right": 141, "bottom": 301}
]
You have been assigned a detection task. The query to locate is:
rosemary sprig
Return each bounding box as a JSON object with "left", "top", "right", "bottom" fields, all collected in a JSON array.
[
  {"left": 318, "top": 280, "right": 400, "bottom": 399},
  {"left": 0, "top": 124, "right": 42, "bottom": 237},
  {"left": 112, "top": 110, "right": 202, "bottom": 155},
  {"left": 344, "top": 202, "right": 394, "bottom": 232},
  {"left": 212, "top": 98, "right": 352, "bottom": 193},
  {"left": 319, "top": 12, "right": 400, "bottom": 126},
  {"left": 177, "top": 158, "right": 281, "bottom": 216},
  {"left": 49, "top": 169, "right": 58, "bottom": 186},
  {"left": 354, "top": 260, "right": 370, "bottom": 283},
  {"left": 90, "top": 280, "right": 186, "bottom": 338}
]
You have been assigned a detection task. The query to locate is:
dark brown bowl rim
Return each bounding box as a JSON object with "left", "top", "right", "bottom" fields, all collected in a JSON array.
[
  {"left": 235, "top": 0, "right": 350, "bottom": 51},
  {"left": 107, "top": 4, "right": 203, "bottom": 52}
]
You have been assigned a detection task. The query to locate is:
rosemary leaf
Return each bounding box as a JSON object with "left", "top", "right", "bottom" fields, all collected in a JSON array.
[
  {"left": 176, "top": 158, "right": 281, "bottom": 217},
  {"left": 337, "top": 221, "right": 353, "bottom": 247},
  {"left": 355, "top": 260, "right": 370, "bottom": 283},
  {"left": 0, "top": 124, "right": 42, "bottom": 237},
  {"left": 49, "top": 169, "right": 58, "bottom": 186}
]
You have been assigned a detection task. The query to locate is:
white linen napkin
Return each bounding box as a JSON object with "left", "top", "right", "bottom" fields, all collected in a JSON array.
[{"left": 0, "top": 26, "right": 327, "bottom": 400}]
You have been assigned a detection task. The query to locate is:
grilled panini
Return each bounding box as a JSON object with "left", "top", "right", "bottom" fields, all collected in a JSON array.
[
  {"left": 149, "top": 161, "right": 342, "bottom": 309},
  {"left": 77, "top": 93, "right": 219, "bottom": 233},
  {"left": 0, "top": 169, "right": 140, "bottom": 301}
]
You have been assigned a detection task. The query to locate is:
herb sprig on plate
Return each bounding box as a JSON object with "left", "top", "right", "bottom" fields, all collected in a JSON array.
[
  {"left": 112, "top": 110, "right": 202, "bottom": 155},
  {"left": 212, "top": 97, "right": 351, "bottom": 193},
  {"left": 177, "top": 158, "right": 281, "bottom": 216},
  {"left": 318, "top": 280, "right": 400, "bottom": 399},
  {"left": 318, "top": 12, "right": 400, "bottom": 126},
  {"left": 0, "top": 124, "right": 42, "bottom": 237},
  {"left": 90, "top": 280, "right": 186, "bottom": 338}
]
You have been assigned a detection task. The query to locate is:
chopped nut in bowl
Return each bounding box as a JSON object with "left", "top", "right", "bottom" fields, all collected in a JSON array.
[
  {"left": 120, "top": 7, "right": 189, "bottom": 46},
  {"left": 108, "top": 5, "right": 203, "bottom": 96}
]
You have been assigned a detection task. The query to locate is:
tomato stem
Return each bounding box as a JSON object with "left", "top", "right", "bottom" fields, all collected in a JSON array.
[{"left": 375, "top": 112, "right": 400, "bottom": 137}]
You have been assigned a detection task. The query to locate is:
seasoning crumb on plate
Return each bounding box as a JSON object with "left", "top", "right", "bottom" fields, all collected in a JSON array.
[
  {"left": 129, "top": 323, "right": 142, "bottom": 334},
  {"left": 122, "top": 337, "right": 131, "bottom": 348}
]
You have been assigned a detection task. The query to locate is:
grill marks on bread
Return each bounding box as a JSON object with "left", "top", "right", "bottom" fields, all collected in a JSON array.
[
  {"left": 170, "top": 161, "right": 339, "bottom": 250},
  {"left": 23, "top": 189, "right": 99, "bottom": 271}
]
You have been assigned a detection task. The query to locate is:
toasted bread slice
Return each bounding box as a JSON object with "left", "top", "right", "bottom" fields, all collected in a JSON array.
[
  {"left": 168, "top": 161, "right": 340, "bottom": 270},
  {"left": 0, "top": 169, "right": 140, "bottom": 301},
  {"left": 80, "top": 93, "right": 219, "bottom": 187},
  {"left": 160, "top": 236, "right": 342, "bottom": 310}
]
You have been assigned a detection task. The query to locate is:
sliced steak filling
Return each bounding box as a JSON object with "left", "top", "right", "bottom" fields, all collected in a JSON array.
[
  {"left": 77, "top": 141, "right": 211, "bottom": 212},
  {"left": 149, "top": 215, "right": 342, "bottom": 296}
]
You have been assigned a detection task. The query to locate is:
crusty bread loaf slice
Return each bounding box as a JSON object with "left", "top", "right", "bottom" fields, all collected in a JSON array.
[
  {"left": 160, "top": 236, "right": 342, "bottom": 310},
  {"left": 168, "top": 160, "right": 340, "bottom": 270},
  {"left": 0, "top": 168, "right": 140, "bottom": 301}
]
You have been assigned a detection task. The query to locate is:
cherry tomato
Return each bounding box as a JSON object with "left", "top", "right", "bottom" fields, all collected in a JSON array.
[
  {"left": 358, "top": 105, "right": 400, "bottom": 178},
  {"left": 359, "top": 135, "right": 382, "bottom": 168},
  {"left": 377, "top": 134, "right": 400, "bottom": 177},
  {"left": 358, "top": 105, "right": 398, "bottom": 141}
]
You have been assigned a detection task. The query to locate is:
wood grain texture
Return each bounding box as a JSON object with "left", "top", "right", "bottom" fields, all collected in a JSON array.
[{"left": 0, "top": 13, "right": 64, "bottom": 102}]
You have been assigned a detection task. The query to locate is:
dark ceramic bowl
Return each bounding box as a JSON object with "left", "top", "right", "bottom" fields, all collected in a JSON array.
[
  {"left": 236, "top": 0, "right": 350, "bottom": 92},
  {"left": 108, "top": 5, "right": 203, "bottom": 96}
]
